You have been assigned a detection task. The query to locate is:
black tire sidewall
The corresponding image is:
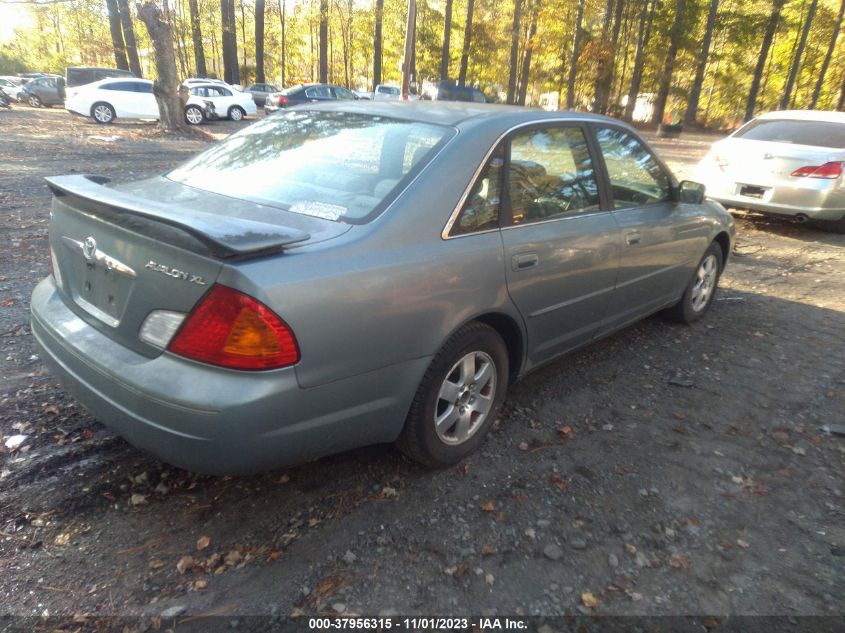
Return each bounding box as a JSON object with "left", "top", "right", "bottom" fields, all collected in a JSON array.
[
  {"left": 402, "top": 324, "right": 509, "bottom": 467},
  {"left": 678, "top": 242, "right": 724, "bottom": 323}
]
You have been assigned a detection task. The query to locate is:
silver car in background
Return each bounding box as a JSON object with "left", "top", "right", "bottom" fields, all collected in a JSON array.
[
  {"left": 696, "top": 110, "right": 845, "bottom": 232},
  {"left": 31, "top": 103, "right": 734, "bottom": 474}
]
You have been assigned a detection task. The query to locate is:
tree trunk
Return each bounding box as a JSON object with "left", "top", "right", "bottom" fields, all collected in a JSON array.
[
  {"left": 255, "top": 0, "right": 265, "bottom": 83},
  {"left": 624, "top": 0, "right": 657, "bottom": 121},
  {"left": 458, "top": 0, "right": 474, "bottom": 85},
  {"left": 318, "top": 0, "right": 328, "bottom": 83},
  {"left": 593, "top": 0, "right": 621, "bottom": 113},
  {"left": 401, "top": 0, "right": 416, "bottom": 98},
  {"left": 221, "top": 0, "right": 234, "bottom": 83},
  {"left": 566, "top": 0, "right": 585, "bottom": 109},
  {"left": 745, "top": 0, "right": 785, "bottom": 120},
  {"left": 517, "top": 0, "right": 540, "bottom": 105},
  {"left": 507, "top": 0, "right": 522, "bottom": 104},
  {"left": 188, "top": 0, "right": 207, "bottom": 76},
  {"left": 105, "top": 0, "right": 129, "bottom": 70},
  {"left": 780, "top": 0, "right": 817, "bottom": 110},
  {"left": 684, "top": 0, "right": 719, "bottom": 126},
  {"left": 439, "top": 0, "right": 453, "bottom": 81},
  {"left": 137, "top": 2, "right": 187, "bottom": 132},
  {"left": 373, "top": 0, "right": 383, "bottom": 90},
  {"left": 279, "top": 0, "right": 286, "bottom": 86},
  {"left": 650, "top": 0, "right": 685, "bottom": 125},
  {"left": 838, "top": 68, "right": 845, "bottom": 111},
  {"left": 809, "top": 0, "right": 845, "bottom": 109},
  {"left": 116, "top": 0, "right": 142, "bottom": 76}
]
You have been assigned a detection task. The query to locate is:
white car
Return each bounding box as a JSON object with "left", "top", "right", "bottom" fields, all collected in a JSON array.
[
  {"left": 65, "top": 78, "right": 158, "bottom": 124},
  {"left": 0, "top": 76, "right": 23, "bottom": 101},
  {"left": 695, "top": 110, "right": 845, "bottom": 231},
  {"left": 184, "top": 82, "right": 257, "bottom": 123}
]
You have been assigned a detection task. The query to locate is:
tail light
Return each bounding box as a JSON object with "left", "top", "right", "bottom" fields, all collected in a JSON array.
[
  {"left": 269, "top": 94, "right": 287, "bottom": 106},
  {"left": 790, "top": 161, "right": 843, "bottom": 179},
  {"left": 168, "top": 285, "right": 299, "bottom": 370}
]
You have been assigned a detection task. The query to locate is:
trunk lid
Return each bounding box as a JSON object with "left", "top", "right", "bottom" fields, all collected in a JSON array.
[
  {"left": 717, "top": 138, "right": 845, "bottom": 183},
  {"left": 47, "top": 175, "right": 350, "bottom": 356}
]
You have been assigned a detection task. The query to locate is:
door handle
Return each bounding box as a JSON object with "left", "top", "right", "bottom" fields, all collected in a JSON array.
[
  {"left": 512, "top": 253, "right": 539, "bottom": 271},
  {"left": 625, "top": 231, "right": 642, "bottom": 246}
]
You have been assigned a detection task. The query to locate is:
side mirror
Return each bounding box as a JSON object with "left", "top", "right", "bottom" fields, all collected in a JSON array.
[{"left": 678, "top": 180, "right": 706, "bottom": 205}]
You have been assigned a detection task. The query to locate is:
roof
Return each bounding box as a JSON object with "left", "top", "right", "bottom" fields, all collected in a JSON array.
[
  {"left": 300, "top": 100, "right": 620, "bottom": 129},
  {"left": 756, "top": 109, "right": 845, "bottom": 123}
]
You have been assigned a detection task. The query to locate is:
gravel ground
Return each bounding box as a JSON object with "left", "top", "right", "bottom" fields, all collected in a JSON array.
[{"left": 0, "top": 107, "right": 843, "bottom": 624}]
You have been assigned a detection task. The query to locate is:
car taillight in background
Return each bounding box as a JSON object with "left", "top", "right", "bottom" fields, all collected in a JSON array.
[
  {"left": 790, "top": 161, "right": 844, "bottom": 179},
  {"left": 268, "top": 94, "right": 287, "bottom": 106},
  {"left": 168, "top": 285, "right": 300, "bottom": 370}
]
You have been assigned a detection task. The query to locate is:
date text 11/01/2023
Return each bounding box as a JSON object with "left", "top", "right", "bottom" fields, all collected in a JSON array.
[{"left": 308, "top": 617, "right": 528, "bottom": 630}]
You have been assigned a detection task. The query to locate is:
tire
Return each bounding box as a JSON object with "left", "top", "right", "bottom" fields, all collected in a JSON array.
[
  {"left": 184, "top": 104, "right": 205, "bottom": 125},
  {"left": 228, "top": 106, "right": 245, "bottom": 122},
  {"left": 668, "top": 241, "right": 724, "bottom": 324},
  {"left": 397, "top": 322, "right": 509, "bottom": 468},
  {"left": 27, "top": 94, "right": 41, "bottom": 108},
  {"left": 91, "top": 102, "right": 115, "bottom": 124}
]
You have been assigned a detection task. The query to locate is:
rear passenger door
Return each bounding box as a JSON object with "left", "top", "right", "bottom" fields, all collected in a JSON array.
[
  {"left": 499, "top": 124, "right": 621, "bottom": 367},
  {"left": 132, "top": 81, "right": 158, "bottom": 119},
  {"left": 592, "top": 125, "right": 701, "bottom": 326}
]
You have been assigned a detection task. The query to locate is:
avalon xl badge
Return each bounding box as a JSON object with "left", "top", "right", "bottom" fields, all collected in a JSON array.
[{"left": 145, "top": 261, "right": 207, "bottom": 286}]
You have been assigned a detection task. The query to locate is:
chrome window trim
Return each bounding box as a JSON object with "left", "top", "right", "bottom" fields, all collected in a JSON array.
[{"left": 441, "top": 116, "right": 612, "bottom": 240}]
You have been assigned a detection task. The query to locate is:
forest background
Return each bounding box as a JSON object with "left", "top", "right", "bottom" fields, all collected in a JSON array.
[{"left": 1, "top": 0, "right": 844, "bottom": 129}]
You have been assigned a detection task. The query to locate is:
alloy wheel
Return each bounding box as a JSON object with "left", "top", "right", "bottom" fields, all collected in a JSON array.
[
  {"left": 434, "top": 351, "right": 496, "bottom": 445},
  {"left": 691, "top": 254, "right": 718, "bottom": 312}
]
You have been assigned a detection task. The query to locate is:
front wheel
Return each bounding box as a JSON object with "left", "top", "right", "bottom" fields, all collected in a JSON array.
[
  {"left": 668, "top": 241, "right": 724, "bottom": 324},
  {"left": 228, "top": 106, "right": 245, "bottom": 121},
  {"left": 91, "top": 102, "right": 115, "bottom": 124},
  {"left": 27, "top": 94, "right": 41, "bottom": 108},
  {"left": 397, "top": 322, "right": 509, "bottom": 468},
  {"left": 184, "top": 104, "right": 205, "bottom": 125}
]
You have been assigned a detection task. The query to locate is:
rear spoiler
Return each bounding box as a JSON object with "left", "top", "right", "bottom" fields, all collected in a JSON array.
[{"left": 45, "top": 175, "right": 311, "bottom": 259}]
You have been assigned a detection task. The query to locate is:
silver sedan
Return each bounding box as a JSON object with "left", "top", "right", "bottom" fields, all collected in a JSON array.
[
  {"left": 31, "top": 102, "right": 735, "bottom": 474},
  {"left": 695, "top": 109, "right": 845, "bottom": 232}
]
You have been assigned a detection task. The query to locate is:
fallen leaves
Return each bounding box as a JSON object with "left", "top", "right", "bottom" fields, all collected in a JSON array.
[
  {"left": 669, "top": 553, "right": 690, "bottom": 569},
  {"left": 549, "top": 473, "right": 568, "bottom": 491},
  {"left": 129, "top": 494, "right": 147, "bottom": 506},
  {"left": 581, "top": 591, "right": 599, "bottom": 608},
  {"left": 480, "top": 501, "right": 496, "bottom": 512},
  {"left": 557, "top": 425, "right": 573, "bottom": 440},
  {"left": 176, "top": 555, "right": 195, "bottom": 575},
  {"left": 196, "top": 535, "right": 211, "bottom": 551},
  {"left": 54, "top": 533, "right": 70, "bottom": 546}
]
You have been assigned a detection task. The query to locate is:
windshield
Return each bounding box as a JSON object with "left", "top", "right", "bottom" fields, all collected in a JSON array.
[
  {"left": 734, "top": 119, "right": 845, "bottom": 149},
  {"left": 167, "top": 111, "right": 454, "bottom": 223}
]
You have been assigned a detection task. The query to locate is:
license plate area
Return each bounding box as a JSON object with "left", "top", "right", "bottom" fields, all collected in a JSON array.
[
  {"left": 60, "top": 237, "right": 135, "bottom": 327},
  {"left": 738, "top": 184, "right": 769, "bottom": 199}
]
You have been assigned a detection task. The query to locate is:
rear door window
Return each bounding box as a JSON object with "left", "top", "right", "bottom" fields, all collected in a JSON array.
[
  {"left": 733, "top": 119, "right": 845, "bottom": 148},
  {"left": 507, "top": 126, "right": 600, "bottom": 224}
]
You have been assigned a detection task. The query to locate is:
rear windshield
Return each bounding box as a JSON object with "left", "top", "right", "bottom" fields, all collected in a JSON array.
[
  {"left": 167, "top": 111, "right": 454, "bottom": 223},
  {"left": 734, "top": 119, "right": 845, "bottom": 148}
]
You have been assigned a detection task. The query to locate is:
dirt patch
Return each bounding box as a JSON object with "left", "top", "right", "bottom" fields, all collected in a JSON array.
[{"left": 0, "top": 108, "right": 843, "bottom": 620}]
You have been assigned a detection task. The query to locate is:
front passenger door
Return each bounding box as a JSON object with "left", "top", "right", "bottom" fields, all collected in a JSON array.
[{"left": 500, "top": 124, "right": 621, "bottom": 368}]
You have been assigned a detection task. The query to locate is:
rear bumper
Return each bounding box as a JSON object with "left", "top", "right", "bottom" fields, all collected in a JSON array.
[
  {"left": 698, "top": 166, "right": 845, "bottom": 221},
  {"left": 31, "top": 277, "right": 427, "bottom": 474}
]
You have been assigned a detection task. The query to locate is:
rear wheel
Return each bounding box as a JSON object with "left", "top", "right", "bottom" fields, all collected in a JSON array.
[
  {"left": 184, "top": 104, "right": 205, "bottom": 125},
  {"left": 228, "top": 106, "right": 245, "bottom": 121},
  {"left": 91, "top": 102, "right": 115, "bottom": 124},
  {"left": 668, "top": 241, "right": 724, "bottom": 324},
  {"left": 397, "top": 322, "right": 509, "bottom": 468},
  {"left": 27, "top": 94, "right": 41, "bottom": 108}
]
